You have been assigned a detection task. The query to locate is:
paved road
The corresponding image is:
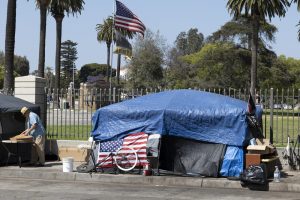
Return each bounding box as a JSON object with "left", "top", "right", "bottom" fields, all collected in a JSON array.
[
  {"left": 0, "top": 177, "right": 299, "bottom": 200},
  {"left": 47, "top": 109, "right": 94, "bottom": 125}
]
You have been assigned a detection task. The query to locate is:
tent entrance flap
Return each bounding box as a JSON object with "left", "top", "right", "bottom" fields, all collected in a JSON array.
[{"left": 159, "top": 136, "right": 226, "bottom": 177}]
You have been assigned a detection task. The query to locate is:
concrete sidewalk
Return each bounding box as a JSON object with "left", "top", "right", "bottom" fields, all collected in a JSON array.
[{"left": 0, "top": 161, "right": 300, "bottom": 192}]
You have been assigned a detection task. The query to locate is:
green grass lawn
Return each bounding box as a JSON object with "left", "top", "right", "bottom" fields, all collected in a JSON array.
[
  {"left": 263, "top": 114, "right": 300, "bottom": 146},
  {"left": 46, "top": 125, "right": 92, "bottom": 140}
]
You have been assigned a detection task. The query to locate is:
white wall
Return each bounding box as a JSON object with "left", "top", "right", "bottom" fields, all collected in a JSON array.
[{"left": 14, "top": 75, "right": 46, "bottom": 126}]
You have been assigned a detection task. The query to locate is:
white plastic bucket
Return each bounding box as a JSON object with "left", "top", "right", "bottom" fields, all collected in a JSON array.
[{"left": 62, "top": 157, "right": 74, "bottom": 172}]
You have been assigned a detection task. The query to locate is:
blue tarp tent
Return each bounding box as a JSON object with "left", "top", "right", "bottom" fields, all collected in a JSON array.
[
  {"left": 92, "top": 89, "right": 254, "bottom": 146},
  {"left": 91, "top": 89, "right": 263, "bottom": 177}
]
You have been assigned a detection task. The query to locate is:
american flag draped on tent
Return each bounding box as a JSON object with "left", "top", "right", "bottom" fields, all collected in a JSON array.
[
  {"left": 115, "top": 0, "right": 146, "bottom": 37},
  {"left": 97, "top": 132, "right": 149, "bottom": 168}
]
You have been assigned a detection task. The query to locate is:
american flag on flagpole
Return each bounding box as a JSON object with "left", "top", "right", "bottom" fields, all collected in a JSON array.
[
  {"left": 115, "top": 0, "right": 146, "bottom": 37},
  {"left": 122, "top": 132, "right": 149, "bottom": 167},
  {"left": 97, "top": 139, "right": 123, "bottom": 168}
]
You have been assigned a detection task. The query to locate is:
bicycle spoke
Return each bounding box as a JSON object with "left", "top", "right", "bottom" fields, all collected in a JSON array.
[{"left": 114, "top": 147, "right": 138, "bottom": 172}]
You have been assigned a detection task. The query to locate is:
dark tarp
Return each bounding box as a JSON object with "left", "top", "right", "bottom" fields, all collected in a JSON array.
[
  {"left": 0, "top": 94, "right": 40, "bottom": 138},
  {"left": 159, "top": 136, "right": 226, "bottom": 177},
  {"left": 0, "top": 94, "right": 40, "bottom": 114},
  {"left": 0, "top": 94, "right": 36, "bottom": 163},
  {"left": 92, "top": 89, "right": 255, "bottom": 146}
]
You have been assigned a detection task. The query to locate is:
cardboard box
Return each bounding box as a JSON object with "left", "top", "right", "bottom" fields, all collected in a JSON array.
[
  {"left": 245, "top": 153, "right": 261, "bottom": 168},
  {"left": 58, "top": 147, "right": 90, "bottom": 162},
  {"left": 247, "top": 138, "right": 275, "bottom": 155}
]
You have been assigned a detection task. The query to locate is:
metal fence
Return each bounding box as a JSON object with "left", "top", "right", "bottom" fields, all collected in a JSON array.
[{"left": 45, "top": 87, "right": 300, "bottom": 145}]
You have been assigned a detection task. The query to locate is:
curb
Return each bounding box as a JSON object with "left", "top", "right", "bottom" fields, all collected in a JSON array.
[
  {"left": 1, "top": 168, "right": 299, "bottom": 192},
  {"left": 0, "top": 168, "right": 240, "bottom": 189}
]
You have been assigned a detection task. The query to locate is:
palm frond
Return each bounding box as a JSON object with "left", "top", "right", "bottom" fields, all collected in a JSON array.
[
  {"left": 227, "top": 0, "right": 289, "bottom": 21},
  {"left": 297, "top": 21, "right": 300, "bottom": 42},
  {"left": 50, "top": 0, "right": 85, "bottom": 17}
]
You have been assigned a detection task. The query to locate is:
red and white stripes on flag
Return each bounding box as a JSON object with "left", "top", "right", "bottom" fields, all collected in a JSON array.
[
  {"left": 115, "top": 0, "right": 146, "bottom": 37},
  {"left": 122, "top": 132, "right": 149, "bottom": 167}
]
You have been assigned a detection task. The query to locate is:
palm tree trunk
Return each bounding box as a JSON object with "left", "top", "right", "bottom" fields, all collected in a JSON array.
[
  {"left": 54, "top": 14, "right": 64, "bottom": 109},
  {"left": 250, "top": 15, "right": 259, "bottom": 97},
  {"left": 38, "top": 5, "right": 47, "bottom": 78},
  {"left": 117, "top": 54, "right": 121, "bottom": 85},
  {"left": 106, "top": 43, "right": 111, "bottom": 82},
  {"left": 4, "top": 0, "right": 16, "bottom": 94}
]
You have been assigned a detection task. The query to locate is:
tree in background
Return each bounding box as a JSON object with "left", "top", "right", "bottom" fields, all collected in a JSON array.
[
  {"left": 0, "top": 52, "right": 30, "bottom": 88},
  {"left": 4, "top": 0, "right": 16, "bottom": 93},
  {"left": 282, "top": 56, "right": 300, "bottom": 88},
  {"left": 164, "top": 28, "right": 204, "bottom": 88},
  {"left": 0, "top": 52, "right": 30, "bottom": 76},
  {"left": 96, "top": 17, "right": 114, "bottom": 82},
  {"left": 78, "top": 63, "right": 113, "bottom": 84},
  {"left": 45, "top": 66, "right": 55, "bottom": 88},
  {"left": 14, "top": 56, "right": 30, "bottom": 76},
  {"left": 186, "top": 28, "right": 204, "bottom": 54},
  {"left": 227, "top": 0, "right": 289, "bottom": 96},
  {"left": 175, "top": 28, "right": 204, "bottom": 55},
  {"left": 0, "top": 52, "right": 3, "bottom": 64},
  {"left": 259, "top": 55, "right": 296, "bottom": 89},
  {"left": 60, "top": 40, "right": 78, "bottom": 89},
  {"left": 50, "top": 0, "right": 84, "bottom": 93},
  {"left": 164, "top": 47, "right": 194, "bottom": 88},
  {"left": 175, "top": 32, "right": 188, "bottom": 55},
  {"left": 207, "top": 17, "right": 278, "bottom": 89},
  {"left": 35, "top": 0, "right": 52, "bottom": 78},
  {"left": 127, "top": 30, "right": 165, "bottom": 89},
  {"left": 207, "top": 16, "right": 278, "bottom": 51},
  {"left": 183, "top": 42, "right": 251, "bottom": 88}
]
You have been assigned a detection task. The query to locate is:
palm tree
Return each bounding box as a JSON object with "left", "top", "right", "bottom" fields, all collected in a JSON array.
[
  {"left": 96, "top": 16, "right": 135, "bottom": 83},
  {"left": 50, "top": 0, "right": 84, "bottom": 89},
  {"left": 3, "top": 0, "right": 16, "bottom": 94},
  {"left": 36, "top": 0, "right": 52, "bottom": 78},
  {"left": 208, "top": 15, "right": 278, "bottom": 50},
  {"left": 49, "top": 0, "right": 84, "bottom": 108},
  {"left": 96, "top": 17, "right": 114, "bottom": 83},
  {"left": 291, "top": 0, "right": 300, "bottom": 41},
  {"left": 227, "top": 0, "right": 289, "bottom": 96}
]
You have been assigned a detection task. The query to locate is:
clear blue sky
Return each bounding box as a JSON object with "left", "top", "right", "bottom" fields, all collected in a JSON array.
[{"left": 0, "top": 0, "right": 300, "bottom": 73}]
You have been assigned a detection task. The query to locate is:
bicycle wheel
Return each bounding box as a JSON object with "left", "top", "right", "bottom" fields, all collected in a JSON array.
[{"left": 114, "top": 146, "right": 138, "bottom": 172}]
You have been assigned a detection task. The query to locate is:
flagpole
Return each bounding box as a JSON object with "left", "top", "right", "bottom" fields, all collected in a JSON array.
[{"left": 109, "top": 0, "right": 116, "bottom": 103}]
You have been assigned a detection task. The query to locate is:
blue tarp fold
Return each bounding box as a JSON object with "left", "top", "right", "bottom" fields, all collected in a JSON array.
[{"left": 220, "top": 146, "right": 244, "bottom": 177}]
